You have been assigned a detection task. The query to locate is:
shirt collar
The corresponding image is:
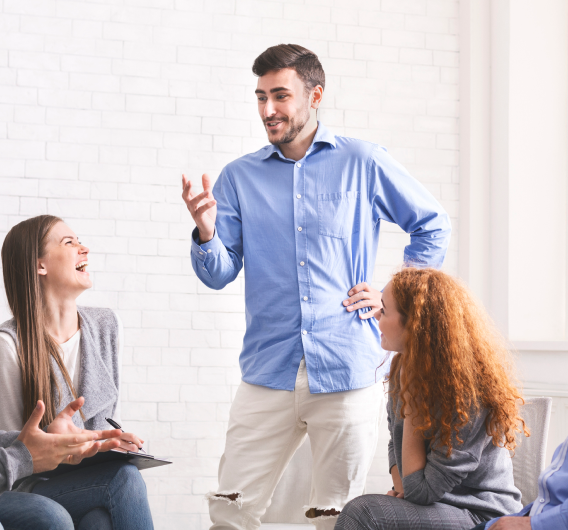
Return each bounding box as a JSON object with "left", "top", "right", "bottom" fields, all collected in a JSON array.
[{"left": 260, "top": 122, "right": 336, "bottom": 161}]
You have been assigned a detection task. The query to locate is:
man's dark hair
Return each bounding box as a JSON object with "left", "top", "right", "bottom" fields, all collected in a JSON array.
[{"left": 252, "top": 44, "right": 325, "bottom": 92}]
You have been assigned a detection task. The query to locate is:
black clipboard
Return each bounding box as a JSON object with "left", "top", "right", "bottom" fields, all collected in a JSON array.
[{"left": 37, "top": 449, "right": 172, "bottom": 479}]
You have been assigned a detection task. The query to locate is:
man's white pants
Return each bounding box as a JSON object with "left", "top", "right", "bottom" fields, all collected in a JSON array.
[{"left": 208, "top": 359, "right": 384, "bottom": 530}]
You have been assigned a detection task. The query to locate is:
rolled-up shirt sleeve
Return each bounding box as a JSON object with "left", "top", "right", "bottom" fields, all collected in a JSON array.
[
  {"left": 369, "top": 146, "right": 452, "bottom": 269},
  {"left": 0, "top": 431, "right": 33, "bottom": 493},
  {"left": 402, "top": 444, "right": 480, "bottom": 505},
  {"left": 191, "top": 168, "right": 243, "bottom": 290}
]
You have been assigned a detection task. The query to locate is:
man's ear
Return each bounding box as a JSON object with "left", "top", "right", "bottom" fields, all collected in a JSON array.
[
  {"left": 38, "top": 260, "right": 47, "bottom": 276},
  {"left": 311, "top": 85, "right": 323, "bottom": 110}
]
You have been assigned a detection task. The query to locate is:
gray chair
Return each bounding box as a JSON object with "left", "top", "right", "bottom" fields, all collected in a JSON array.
[{"left": 511, "top": 397, "right": 552, "bottom": 506}]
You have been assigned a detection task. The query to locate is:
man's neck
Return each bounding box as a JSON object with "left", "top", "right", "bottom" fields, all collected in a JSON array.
[{"left": 279, "top": 119, "right": 319, "bottom": 161}]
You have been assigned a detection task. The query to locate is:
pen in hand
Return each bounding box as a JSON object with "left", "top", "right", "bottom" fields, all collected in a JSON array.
[{"left": 105, "top": 417, "right": 146, "bottom": 454}]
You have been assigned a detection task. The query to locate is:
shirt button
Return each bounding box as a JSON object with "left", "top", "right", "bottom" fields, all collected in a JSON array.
[
  {"left": 199, "top": 251, "right": 204, "bottom": 255},
  {"left": 207, "top": 249, "right": 212, "bottom": 253},
  {"left": 296, "top": 162, "right": 302, "bottom": 168},
  {"left": 296, "top": 194, "right": 301, "bottom": 199},
  {"left": 540, "top": 499, "right": 545, "bottom": 503},
  {"left": 202, "top": 267, "right": 206, "bottom": 270},
  {"left": 303, "top": 296, "right": 308, "bottom": 301},
  {"left": 300, "top": 261, "right": 305, "bottom": 266},
  {"left": 302, "top": 330, "right": 307, "bottom": 335},
  {"left": 297, "top": 227, "right": 302, "bottom": 232}
]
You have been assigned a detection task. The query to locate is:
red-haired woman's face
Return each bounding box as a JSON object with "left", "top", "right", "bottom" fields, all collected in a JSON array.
[{"left": 377, "top": 281, "right": 407, "bottom": 353}]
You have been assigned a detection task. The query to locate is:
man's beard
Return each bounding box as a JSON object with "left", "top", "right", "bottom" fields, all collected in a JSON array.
[{"left": 265, "top": 104, "right": 311, "bottom": 146}]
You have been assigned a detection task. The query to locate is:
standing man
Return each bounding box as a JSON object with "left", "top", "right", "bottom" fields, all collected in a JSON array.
[{"left": 181, "top": 44, "right": 451, "bottom": 530}]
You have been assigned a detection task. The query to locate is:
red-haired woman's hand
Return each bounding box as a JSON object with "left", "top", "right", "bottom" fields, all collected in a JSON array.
[{"left": 490, "top": 517, "right": 531, "bottom": 529}]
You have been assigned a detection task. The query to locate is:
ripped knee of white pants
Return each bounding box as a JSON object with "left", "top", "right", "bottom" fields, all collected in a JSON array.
[
  {"left": 205, "top": 491, "right": 244, "bottom": 509},
  {"left": 304, "top": 505, "right": 341, "bottom": 521}
]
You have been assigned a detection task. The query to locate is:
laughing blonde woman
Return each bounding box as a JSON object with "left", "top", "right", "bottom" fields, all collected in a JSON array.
[{"left": 0, "top": 215, "right": 153, "bottom": 530}]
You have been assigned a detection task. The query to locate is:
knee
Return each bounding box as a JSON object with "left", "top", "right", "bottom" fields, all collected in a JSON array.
[
  {"left": 0, "top": 493, "right": 74, "bottom": 530},
  {"left": 30, "top": 498, "right": 75, "bottom": 530},
  {"left": 335, "top": 496, "right": 379, "bottom": 530},
  {"left": 112, "top": 462, "right": 146, "bottom": 491}
]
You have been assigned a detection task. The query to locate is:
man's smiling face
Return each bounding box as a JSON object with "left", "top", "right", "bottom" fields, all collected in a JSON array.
[{"left": 255, "top": 68, "right": 312, "bottom": 146}]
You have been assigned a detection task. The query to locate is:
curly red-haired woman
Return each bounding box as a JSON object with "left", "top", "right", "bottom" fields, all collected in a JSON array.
[{"left": 335, "top": 268, "right": 527, "bottom": 530}]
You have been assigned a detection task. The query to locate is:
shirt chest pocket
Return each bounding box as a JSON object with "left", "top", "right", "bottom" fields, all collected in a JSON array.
[{"left": 318, "top": 191, "right": 361, "bottom": 239}]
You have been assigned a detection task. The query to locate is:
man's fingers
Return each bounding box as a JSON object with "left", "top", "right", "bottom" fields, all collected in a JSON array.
[
  {"left": 188, "top": 189, "right": 212, "bottom": 211},
  {"left": 345, "top": 299, "right": 372, "bottom": 312},
  {"left": 202, "top": 173, "right": 212, "bottom": 191},
  {"left": 396, "top": 492, "right": 405, "bottom": 499},
  {"left": 359, "top": 309, "right": 379, "bottom": 320},
  {"left": 194, "top": 199, "right": 217, "bottom": 218},
  {"left": 181, "top": 176, "right": 194, "bottom": 204},
  {"left": 347, "top": 282, "right": 369, "bottom": 296},
  {"left": 343, "top": 291, "right": 368, "bottom": 307}
]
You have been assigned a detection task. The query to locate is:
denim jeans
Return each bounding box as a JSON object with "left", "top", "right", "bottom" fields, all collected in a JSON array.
[{"left": 0, "top": 461, "right": 153, "bottom": 530}]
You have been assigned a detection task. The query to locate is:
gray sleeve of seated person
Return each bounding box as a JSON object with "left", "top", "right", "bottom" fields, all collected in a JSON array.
[
  {"left": 0, "top": 430, "right": 33, "bottom": 493},
  {"left": 401, "top": 414, "right": 486, "bottom": 506}
]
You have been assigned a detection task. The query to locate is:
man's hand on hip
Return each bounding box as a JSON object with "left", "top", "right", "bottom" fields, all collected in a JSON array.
[
  {"left": 343, "top": 282, "right": 383, "bottom": 320},
  {"left": 181, "top": 173, "right": 217, "bottom": 244}
]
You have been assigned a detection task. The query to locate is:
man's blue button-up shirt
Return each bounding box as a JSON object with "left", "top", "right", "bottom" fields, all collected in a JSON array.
[{"left": 191, "top": 123, "right": 451, "bottom": 393}]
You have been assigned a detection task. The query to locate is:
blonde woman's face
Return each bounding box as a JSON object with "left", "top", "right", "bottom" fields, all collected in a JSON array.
[
  {"left": 377, "top": 282, "right": 407, "bottom": 353},
  {"left": 38, "top": 221, "right": 92, "bottom": 297}
]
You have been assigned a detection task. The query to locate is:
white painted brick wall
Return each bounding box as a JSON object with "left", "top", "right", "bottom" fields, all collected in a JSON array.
[{"left": 0, "top": 0, "right": 459, "bottom": 527}]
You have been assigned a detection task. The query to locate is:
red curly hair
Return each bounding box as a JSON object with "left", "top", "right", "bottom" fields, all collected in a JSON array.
[{"left": 387, "top": 268, "right": 528, "bottom": 456}]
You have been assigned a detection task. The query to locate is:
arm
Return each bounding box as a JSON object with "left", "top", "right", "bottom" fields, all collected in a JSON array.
[
  {"left": 0, "top": 333, "right": 25, "bottom": 430},
  {"left": 0, "top": 430, "right": 32, "bottom": 493},
  {"left": 401, "top": 410, "right": 427, "bottom": 479},
  {"left": 401, "top": 432, "right": 480, "bottom": 506},
  {"left": 183, "top": 172, "right": 243, "bottom": 290},
  {"left": 369, "top": 146, "right": 451, "bottom": 269},
  {"left": 386, "top": 393, "right": 404, "bottom": 496}
]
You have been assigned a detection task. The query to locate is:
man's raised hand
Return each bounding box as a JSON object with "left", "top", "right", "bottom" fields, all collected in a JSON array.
[{"left": 181, "top": 173, "right": 217, "bottom": 244}]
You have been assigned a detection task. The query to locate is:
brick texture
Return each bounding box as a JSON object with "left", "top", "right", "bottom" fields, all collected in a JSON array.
[{"left": 0, "top": 1, "right": 459, "bottom": 528}]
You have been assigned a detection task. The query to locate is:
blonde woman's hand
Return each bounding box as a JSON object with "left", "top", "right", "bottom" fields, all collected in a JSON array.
[
  {"left": 114, "top": 431, "right": 145, "bottom": 453},
  {"left": 17, "top": 400, "right": 120, "bottom": 473}
]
